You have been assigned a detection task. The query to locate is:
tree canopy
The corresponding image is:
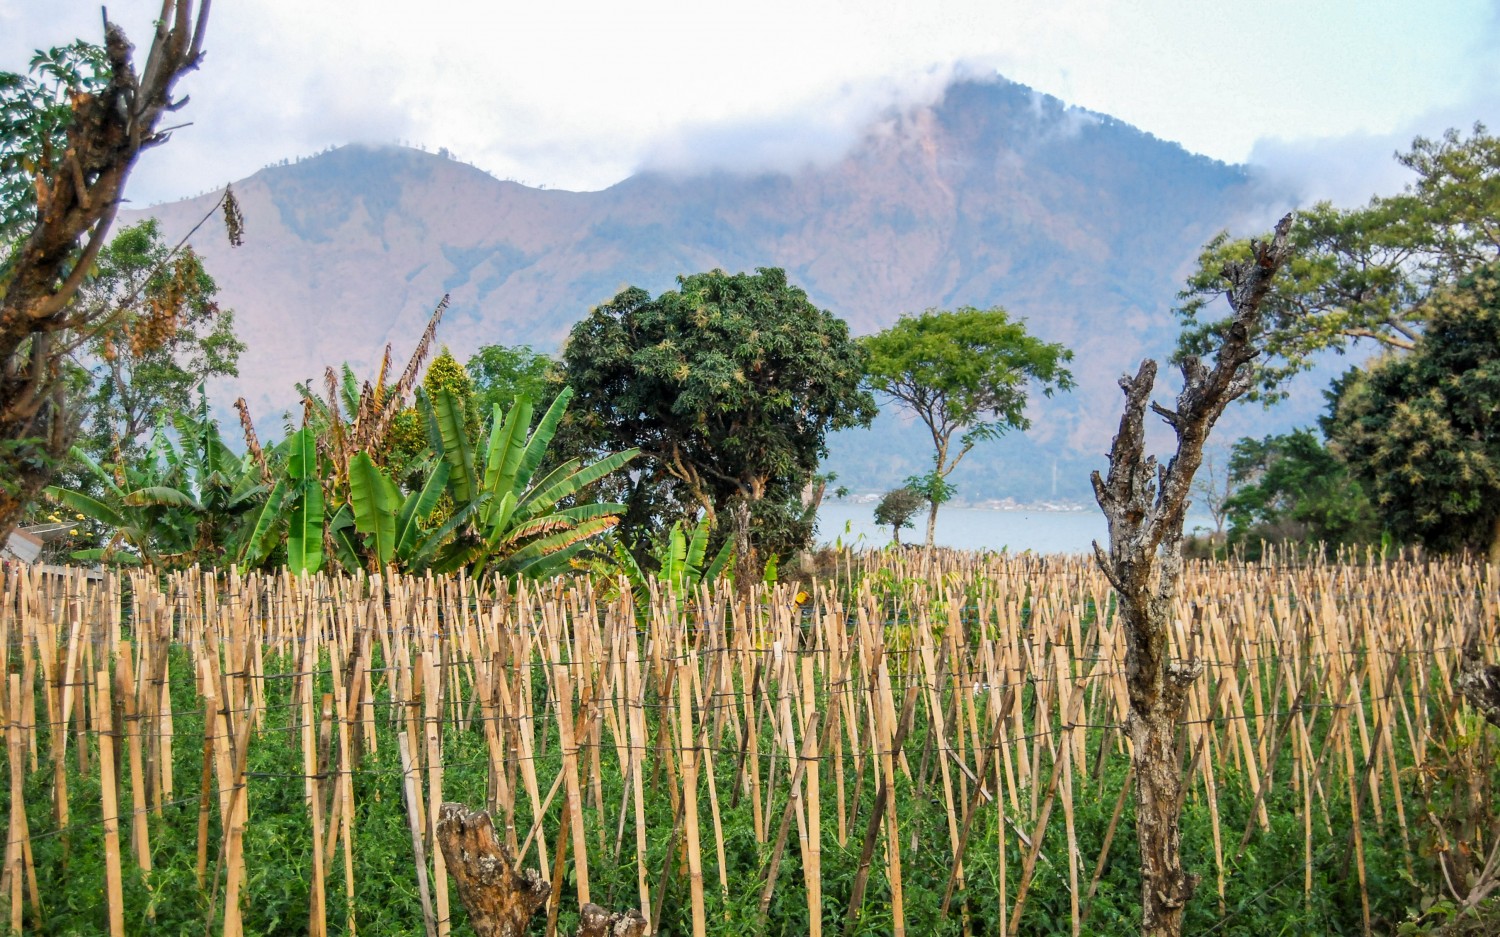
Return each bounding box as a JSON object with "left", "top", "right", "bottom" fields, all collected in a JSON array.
[
  {"left": 562, "top": 267, "right": 875, "bottom": 578},
  {"left": 862, "top": 306, "right": 1073, "bottom": 546},
  {"left": 1220, "top": 428, "right": 1378, "bottom": 552},
  {"left": 75, "top": 220, "right": 243, "bottom": 458},
  {"left": 1175, "top": 124, "right": 1500, "bottom": 399},
  {"left": 467, "top": 343, "right": 555, "bottom": 418},
  {"left": 1325, "top": 262, "right": 1500, "bottom": 562}
]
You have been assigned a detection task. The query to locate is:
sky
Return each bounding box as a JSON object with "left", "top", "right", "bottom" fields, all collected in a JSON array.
[{"left": 3, "top": 0, "right": 1498, "bottom": 210}]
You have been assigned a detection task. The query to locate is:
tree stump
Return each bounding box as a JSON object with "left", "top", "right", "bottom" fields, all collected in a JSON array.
[
  {"left": 575, "top": 903, "right": 648, "bottom": 937},
  {"left": 435, "top": 803, "right": 548, "bottom": 937}
]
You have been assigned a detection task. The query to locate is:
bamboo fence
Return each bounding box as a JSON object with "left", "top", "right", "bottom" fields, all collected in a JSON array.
[{"left": 0, "top": 547, "right": 1494, "bottom": 935}]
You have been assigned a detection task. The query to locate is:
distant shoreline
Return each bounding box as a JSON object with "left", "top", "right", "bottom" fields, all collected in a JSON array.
[{"left": 829, "top": 495, "right": 1091, "bottom": 513}]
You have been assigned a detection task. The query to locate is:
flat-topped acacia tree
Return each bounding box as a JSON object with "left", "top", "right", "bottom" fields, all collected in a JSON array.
[{"left": 1093, "top": 215, "right": 1293, "bottom": 937}]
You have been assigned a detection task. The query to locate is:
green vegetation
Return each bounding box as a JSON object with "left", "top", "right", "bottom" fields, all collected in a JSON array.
[
  {"left": 72, "top": 220, "right": 245, "bottom": 459},
  {"left": 1324, "top": 262, "right": 1500, "bottom": 561},
  {"left": 863, "top": 307, "right": 1073, "bottom": 547},
  {"left": 562, "top": 267, "right": 875, "bottom": 580},
  {"left": 1176, "top": 124, "right": 1500, "bottom": 401},
  {"left": 872, "top": 487, "right": 924, "bottom": 546},
  {"left": 1184, "top": 124, "right": 1500, "bottom": 561},
  {"left": 1220, "top": 428, "right": 1379, "bottom": 552}
]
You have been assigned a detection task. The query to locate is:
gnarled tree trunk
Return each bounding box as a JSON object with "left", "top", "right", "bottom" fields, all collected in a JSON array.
[
  {"left": 0, "top": 4, "right": 210, "bottom": 543},
  {"left": 1092, "top": 215, "right": 1292, "bottom": 937}
]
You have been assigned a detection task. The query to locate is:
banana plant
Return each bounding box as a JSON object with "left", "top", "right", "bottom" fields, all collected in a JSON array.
[
  {"left": 425, "top": 386, "right": 637, "bottom": 580},
  {"left": 49, "top": 404, "right": 265, "bottom": 567},
  {"left": 612, "top": 517, "right": 733, "bottom": 615}
]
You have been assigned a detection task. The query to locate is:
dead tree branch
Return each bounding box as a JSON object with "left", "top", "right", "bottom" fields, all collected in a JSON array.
[
  {"left": 1091, "top": 213, "right": 1293, "bottom": 937},
  {"left": 0, "top": 2, "right": 210, "bottom": 542}
]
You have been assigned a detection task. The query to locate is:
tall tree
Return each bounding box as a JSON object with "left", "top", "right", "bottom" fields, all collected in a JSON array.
[
  {"left": 1220, "top": 428, "right": 1378, "bottom": 550},
  {"left": 562, "top": 267, "right": 875, "bottom": 581},
  {"left": 1326, "top": 262, "right": 1500, "bottom": 562},
  {"left": 467, "top": 343, "right": 555, "bottom": 417},
  {"left": 75, "top": 219, "right": 244, "bottom": 458},
  {"left": 1175, "top": 124, "right": 1500, "bottom": 399},
  {"left": 1093, "top": 216, "right": 1292, "bottom": 937},
  {"left": 0, "top": 4, "right": 212, "bottom": 542},
  {"left": 863, "top": 306, "right": 1073, "bottom": 547}
]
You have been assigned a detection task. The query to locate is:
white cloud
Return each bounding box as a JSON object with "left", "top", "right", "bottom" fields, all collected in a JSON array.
[{"left": 3, "top": 0, "right": 1498, "bottom": 204}]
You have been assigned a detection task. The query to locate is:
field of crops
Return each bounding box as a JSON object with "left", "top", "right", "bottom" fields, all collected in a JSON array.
[{"left": 0, "top": 549, "right": 1495, "bottom": 935}]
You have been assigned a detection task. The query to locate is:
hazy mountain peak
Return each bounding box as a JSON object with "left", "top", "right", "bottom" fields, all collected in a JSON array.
[{"left": 127, "top": 72, "right": 1280, "bottom": 502}]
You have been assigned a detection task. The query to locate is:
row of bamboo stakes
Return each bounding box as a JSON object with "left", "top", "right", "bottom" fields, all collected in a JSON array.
[{"left": 0, "top": 547, "right": 1494, "bottom": 935}]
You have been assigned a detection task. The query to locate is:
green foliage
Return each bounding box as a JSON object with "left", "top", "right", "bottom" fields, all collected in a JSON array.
[
  {"left": 1325, "top": 263, "right": 1500, "bottom": 559},
  {"left": 562, "top": 267, "right": 875, "bottom": 569},
  {"left": 424, "top": 387, "right": 638, "bottom": 580},
  {"left": 422, "top": 346, "right": 476, "bottom": 433},
  {"left": 613, "top": 517, "right": 734, "bottom": 615},
  {"left": 1176, "top": 124, "right": 1500, "bottom": 399},
  {"left": 1221, "top": 428, "right": 1380, "bottom": 550},
  {"left": 74, "top": 220, "right": 244, "bottom": 457},
  {"left": 46, "top": 398, "right": 265, "bottom": 566},
  {"left": 863, "top": 307, "right": 1073, "bottom": 544},
  {"left": 466, "top": 342, "right": 556, "bottom": 419},
  {"left": 873, "top": 487, "right": 924, "bottom": 544},
  {"left": 0, "top": 41, "right": 109, "bottom": 247}
]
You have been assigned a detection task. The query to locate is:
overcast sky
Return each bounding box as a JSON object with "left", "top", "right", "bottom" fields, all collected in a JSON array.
[{"left": 4, "top": 0, "right": 1498, "bottom": 209}]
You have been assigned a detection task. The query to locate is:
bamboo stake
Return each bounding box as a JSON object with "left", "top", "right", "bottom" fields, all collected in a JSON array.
[{"left": 95, "top": 669, "right": 126, "bottom": 937}]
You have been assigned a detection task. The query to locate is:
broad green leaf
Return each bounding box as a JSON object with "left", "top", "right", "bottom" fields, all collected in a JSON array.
[
  {"left": 514, "top": 386, "right": 573, "bottom": 493},
  {"left": 288, "top": 483, "right": 325, "bottom": 575},
  {"left": 68, "top": 548, "right": 142, "bottom": 566},
  {"left": 515, "top": 449, "right": 638, "bottom": 521},
  {"left": 482, "top": 491, "right": 520, "bottom": 548},
  {"left": 123, "top": 486, "right": 202, "bottom": 510},
  {"left": 433, "top": 389, "right": 476, "bottom": 503},
  {"left": 409, "top": 496, "right": 482, "bottom": 565},
  {"left": 240, "top": 478, "right": 290, "bottom": 567},
  {"left": 666, "top": 521, "right": 687, "bottom": 586},
  {"left": 395, "top": 461, "right": 450, "bottom": 558},
  {"left": 287, "top": 427, "right": 317, "bottom": 480},
  {"left": 703, "top": 536, "right": 734, "bottom": 584},
  {"left": 47, "top": 487, "right": 126, "bottom": 529},
  {"left": 326, "top": 504, "right": 361, "bottom": 573},
  {"left": 502, "top": 515, "right": 619, "bottom": 572},
  {"left": 349, "top": 452, "right": 399, "bottom": 567},
  {"left": 480, "top": 397, "right": 531, "bottom": 526},
  {"left": 684, "top": 521, "right": 709, "bottom": 580}
]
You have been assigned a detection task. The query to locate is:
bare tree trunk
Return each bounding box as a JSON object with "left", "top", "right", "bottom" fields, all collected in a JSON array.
[
  {"left": 731, "top": 496, "right": 757, "bottom": 588},
  {"left": 1092, "top": 216, "right": 1292, "bottom": 937},
  {"left": 1488, "top": 512, "right": 1500, "bottom": 567},
  {"left": 924, "top": 499, "right": 939, "bottom": 549}
]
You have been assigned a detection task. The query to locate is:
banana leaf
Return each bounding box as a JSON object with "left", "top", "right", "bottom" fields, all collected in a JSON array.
[
  {"left": 239, "top": 478, "right": 290, "bottom": 568},
  {"left": 515, "top": 449, "right": 638, "bottom": 521},
  {"left": 47, "top": 487, "right": 127, "bottom": 530},
  {"left": 349, "top": 452, "right": 400, "bottom": 567},
  {"left": 431, "top": 389, "right": 476, "bottom": 503},
  {"left": 513, "top": 387, "right": 573, "bottom": 494},
  {"left": 288, "top": 482, "right": 325, "bottom": 575},
  {"left": 395, "top": 461, "right": 450, "bottom": 559},
  {"left": 480, "top": 398, "right": 532, "bottom": 528}
]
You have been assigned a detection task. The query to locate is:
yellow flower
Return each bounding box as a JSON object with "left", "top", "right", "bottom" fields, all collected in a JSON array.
[{"left": 74, "top": 513, "right": 85, "bottom": 520}]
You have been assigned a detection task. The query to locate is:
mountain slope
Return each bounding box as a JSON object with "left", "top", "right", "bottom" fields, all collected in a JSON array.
[{"left": 130, "top": 76, "right": 1274, "bottom": 501}]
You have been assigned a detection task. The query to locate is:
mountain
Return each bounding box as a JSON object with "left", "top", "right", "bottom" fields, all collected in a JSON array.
[{"left": 128, "top": 76, "right": 1284, "bottom": 503}]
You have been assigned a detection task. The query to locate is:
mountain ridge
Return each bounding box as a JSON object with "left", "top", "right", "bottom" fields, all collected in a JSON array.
[{"left": 126, "top": 75, "right": 1286, "bottom": 502}]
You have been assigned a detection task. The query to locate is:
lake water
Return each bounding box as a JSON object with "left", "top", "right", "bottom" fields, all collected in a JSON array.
[{"left": 816, "top": 502, "right": 1216, "bottom": 555}]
